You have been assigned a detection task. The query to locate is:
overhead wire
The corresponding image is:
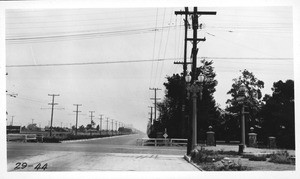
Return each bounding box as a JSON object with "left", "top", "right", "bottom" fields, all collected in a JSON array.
[
  {"left": 205, "top": 31, "right": 278, "bottom": 58},
  {"left": 6, "top": 57, "right": 292, "bottom": 68},
  {"left": 149, "top": 8, "right": 159, "bottom": 91},
  {"left": 154, "top": 8, "right": 166, "bottom": 87},
  {"left": 6, "top": 25, "right": 182, "bottom": 44},
  {"left": 158, "top": 8, "right": 173, "bottom": 86}
]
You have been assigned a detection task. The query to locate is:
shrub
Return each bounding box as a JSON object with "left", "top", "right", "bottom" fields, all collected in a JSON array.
[
  {"left": 217, "top": 162, "right": 248, "bottom": 171},
  {"left": 62, "top": 134, "right": 111, "bottom": 141},
  {"left": 217, "top": 150, "right": 239, "bottom": 156},
  {"left": 248, "top": 155, "right": 267, "bottom": 161},
  {"left": 43, "top": 137, "right": 60, "bottom": 143},
  {"left": 269, "top": 151, "right": 295, "bottom": 165},
  {"left": 202, "top": 160, "right": 248, "bottom": 171},
  {"left": 191, "top": 149, "right": 223, "bottom": 163}
]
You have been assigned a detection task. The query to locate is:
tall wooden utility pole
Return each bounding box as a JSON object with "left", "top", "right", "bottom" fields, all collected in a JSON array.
[
  {"left": 89, "top": 111, "right": 95, "bottom": 135},
  {"left": 111, "top": 119, "right": 114, "bottom": 135},
  {"left": 115, "top": 121, "right": 118, "bottom": 133},
  {"left": 174, "top": 7, "right": 191, "bottom": 78},
  {"left": 11, "top": 116, "right": 14, "bottom": 126},
  {"left": 48, "top": 94, "right": 60, "bottom": 136},
  {"left": 99, "top": 114, "right": 103, "bottom": 135},
  {"left": 148, "top": 106, "right": 153, "bottom": 124},
  {"left": 174, "top": 7, "right": 216, "bottom": 155},
  {"left": 174, "top": 7, "right": 192, "bottom": 145},
  {"left": 73, "top": 104, "right": 82, "bottom": 135},
  {"left": 149, "top": 88, "right": 161, "bottom": 122},
  {"left": 106, "top": 117, "right": 109, "bottom": 135}
]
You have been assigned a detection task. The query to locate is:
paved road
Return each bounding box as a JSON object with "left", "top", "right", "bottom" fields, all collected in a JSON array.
[{"left": 7, "top": 133, "right": 197, "bottom": 171}]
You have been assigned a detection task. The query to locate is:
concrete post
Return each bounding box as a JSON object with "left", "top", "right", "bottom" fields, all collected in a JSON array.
[
  {"left": 248, "top": 133, "right": 257, "bottom": 147},
  {"left": 268, "top": 136, "right": 276, "bottom": 149},
  {"left": 206, "top": 131, "right": 215, "bottom": 146}
]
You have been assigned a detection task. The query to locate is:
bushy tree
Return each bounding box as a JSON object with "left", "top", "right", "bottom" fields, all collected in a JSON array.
[
  {"left": 195, "top": 60, "right": 220, "bottom": 141},
  {"left": 225, "top": 69, "right": 264, "bottom": 143},
  {"left": 259, "top": 80, "right": 294, "bottom": 149},
  {"left": 157, "top": 59, "right": 220, "bottom": 140},
  {"left": 78, "top": 125, "right": 85, "bottom": 132},
  {"left": 27, "top": 123, "right": 39, "bottom": 131}
]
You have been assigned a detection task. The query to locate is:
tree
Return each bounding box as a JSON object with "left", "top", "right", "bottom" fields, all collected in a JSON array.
[
  {"left": 96, "top": 124, "right": 100, "bottom": 131},
  {"left": 27, "top": 123, "right": 38, "bottom": 131},
  {"left": 86, "top": 124, "right": 93, "bottom": 130},
  {"left": 157, "top": 59, "right": 220, "bottom": 140},
  {"left": 259, "top": 80, "right": 294, "bottom": 149},
  {"left": 71, "top": 125, "right": 76, "bottom": 131},
  {"left": 91, "top": 120, "right": 95, "bottom": 127},
  {"left": 78, "top": 125, "right": 85, "bottom": 132},
  {"left": 194, "top": 60, "right": 221, "bottom": 141},
  {"left": 157, "top": 73, "right": 185, "bottom": 138},
  {"left": 225, "top": 69, "right": 264, "bottom": 143}
]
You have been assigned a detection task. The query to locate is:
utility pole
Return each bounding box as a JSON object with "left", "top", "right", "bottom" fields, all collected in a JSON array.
[
  {"left": 106, "top": 117, "right": 109, "bottom": 135},
  {"left": 115, "top": 121, "right": 118, "bottom": 134},
  {"left": 118, "top": 121, "right": 122, "bottom": 134},
  {"left": 174, "top": 7, "right": 192, "bottom": 144},
  {"left": 149, "top": 88, "right": 161, "bottom": 122},
  {"left": 31, "top": 118, "right": 34, "bottom": 125},
  {"left": 11, "top": 116, "right": 14, "bottom": 126},
  {"left": 174, "top": 7, "right": 191, "bottom": 78},
  {"left": 174, "top": 7, "right": 216, "bottom": 154},
  {"left": 73, "top": 104, "right": 82, "bottom": 135},
  {"left": 61, "top": 122, "right": 63, "bottom": 128},
  {"left": 89, "top": 111, "right": 95, "bottom": 135},
  {"left": 48, "top": 94, "right": 60, "bottom": 137},
  {"left": 111, "top": 119, "right": 114, "bottom": 135},
  {"left": 99, "top": 114, "right": 103, "bottom": 135},
  {"left": 148, "top": 106, "right": 153, "bottom": 124}
]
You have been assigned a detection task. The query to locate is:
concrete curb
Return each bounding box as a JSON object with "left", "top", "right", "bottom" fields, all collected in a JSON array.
[
  {"left": 183, "top": 154, "right": 204, "bottom": 171},
  {"left": 61, "top": 134, "right": 139, "bottom": 143}
]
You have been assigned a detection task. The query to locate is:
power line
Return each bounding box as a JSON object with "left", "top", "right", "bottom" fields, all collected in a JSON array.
[
  {"left": 154, "top": 8, "right": 166, "bottom": 87},
  {"left": 6, "top": 25, "right": 183, "bottom": 44},
  {"left": 149, "top": 8, "right": 159, "bottom": 91},
  {"left": 6, "top": 57, "right": 292, "bottom": 68},
  {"left": 158, "top": 8, "right": 173, "bottom": 85},
  {"left": 6, "top": 25, "right": 180, "bottom": 41}
]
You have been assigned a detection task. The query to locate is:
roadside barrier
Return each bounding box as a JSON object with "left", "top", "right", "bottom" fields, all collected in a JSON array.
[
  {"left": 136, "top": 138, "right": 187, "bottom": 146},
  {"left": 7, "top": 134, "right": 37, "bottom": 142}
]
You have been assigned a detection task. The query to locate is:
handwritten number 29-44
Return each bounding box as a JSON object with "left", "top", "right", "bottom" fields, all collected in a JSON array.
[{"left": 14, "top": 162, "right": 47, "bottom": 170}]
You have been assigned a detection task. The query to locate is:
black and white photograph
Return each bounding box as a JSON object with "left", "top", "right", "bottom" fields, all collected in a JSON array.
[{"left": 1, "top": 0, "right": 299, "bottom": 178}]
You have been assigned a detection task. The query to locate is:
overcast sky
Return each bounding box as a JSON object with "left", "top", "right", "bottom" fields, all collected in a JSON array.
[{"left": 4, "top": 5, "right": 294, "bottom": 132}]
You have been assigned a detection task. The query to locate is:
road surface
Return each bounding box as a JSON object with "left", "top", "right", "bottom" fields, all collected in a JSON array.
[{"left": 7, "top": 133, "right": 198, "bottom": 171}]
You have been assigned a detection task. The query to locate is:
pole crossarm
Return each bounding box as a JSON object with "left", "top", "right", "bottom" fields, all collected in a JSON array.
[
  {"left": 187, "top": 38, "right": 206, "bottom": 42},
  {"left": 175, "top": 10, "right": 216, "bottom": 15},
  {"left": 174, "top": 61, "right": 192, "bottom": 64}
]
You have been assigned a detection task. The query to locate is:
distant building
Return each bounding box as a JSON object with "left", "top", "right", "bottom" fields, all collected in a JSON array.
[{"left": 6, "top": 126, "right": 21, "bottom": 134}]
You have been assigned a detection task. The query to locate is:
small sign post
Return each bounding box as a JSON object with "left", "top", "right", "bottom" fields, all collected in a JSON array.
[{"left": 163, "top": 128, "right": 168, "bottom": 146}]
